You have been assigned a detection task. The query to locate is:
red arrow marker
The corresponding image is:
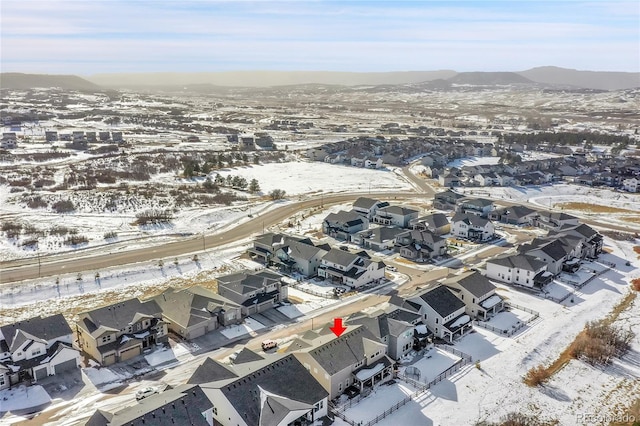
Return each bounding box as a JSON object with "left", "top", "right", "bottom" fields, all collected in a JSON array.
[{"left": 330, "top": 318, "right": 346, "bottom": 337}]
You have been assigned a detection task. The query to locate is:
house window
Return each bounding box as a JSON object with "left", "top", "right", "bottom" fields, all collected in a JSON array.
[
  {"left": 0, "top": 376, "right": 4, "bottom": 386},
  {"left": 32, "top": 349, "right": 41, "bottom": 357},
  {"left": 435, "top": 318, "right": 439, "bottom": 324}
]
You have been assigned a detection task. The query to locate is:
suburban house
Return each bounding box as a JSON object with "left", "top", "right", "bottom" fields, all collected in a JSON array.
[
  {"left": 318, "top": 249, "right": 386, "bottom": 288},
  {"left": 290, "top": 325, "right": 392, "bottom": 399},
  {"left": 365, "top": 157, "right": 384, "bottom": 168},
  {"left": 442, "top": 272, "right": 504, "bottom": 319},
  {"left": 352, "top": 226, "right": 404, "bottom": 251},
  {"left": 455, "top": 197, "right": 495, "bottom": 218},
  {"left": 189, "top": 354, "right": 329, "bottom": 426},
  {"left": 622, "top": 177, "right": 639, "bottom": 192},
  {"left": 489, "top": 205, "right": 539, "bottom": 225},
  {"left": 86, "top": 384, "right": 214, "bottom": 426},
  {"left": 485, "top": 254, "right": 551, "bottom": 289},
  {"left": 323, "top": 210, "right": 369, "bottom": 241},
  {"left": 536, "top": 211, "right": 579, "bottom": 231},
  {"left": 439, "top": 171, "right": 461, "bottom": 188},
  {"left": 519, "top": 239, "right": 576, "bottom": 275},
  {"left": 372, "top": 205, "right": 420, "bottom": 228},
  {"left": 410, "top": 213, "right": 450, "bottom": 235},
  {"left": 0, "top": 314, "right": 80, "bottom": 389},
  {"left": 45, "top": 131, "right": 58, "bottom": 142},
  {"left": 1, "top": 133, "right": 17, "bottom": 149},
  {"left": 273, "top": 238, "right": 329, "bottom": 276},
  {"left": 433, "top": 190, "right": 465, "bottom": 210},
  {"left": 99, "top": 131, "right": 111, "bottom": 142},
  {"left": 352, "top": 197, "right": 390, "bottom": 220},
  {"left": 76, "top": 298, "right": 168, "bottom": 366},
  {"left": 451, "top": 212, "right": 495, "bottom": 242},
  {"left": 406, "top": 286, "right": 472, "bottom": 342},
  {"left": 216, "top": 270, "right": 287, "bottom": 316},
  {"left": 152, "top": 286, "right": 242, "bottom": 340},
  {"left": 346, "top": 305, "right": 423, "bottom": 360},
  {"left": 550, "top": 224, "right": 603, "bottom": 259},
  {"left": 395, "top": 229, "right": 447, "bottom": 261}
]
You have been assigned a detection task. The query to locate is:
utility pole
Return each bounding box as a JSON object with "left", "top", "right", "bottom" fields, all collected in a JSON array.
[
  {"left": 202, "top": 231, "right": 206, "bottom": 251},
  {"left": 37, "top": 250, "right": 41, "bottom": 278}
]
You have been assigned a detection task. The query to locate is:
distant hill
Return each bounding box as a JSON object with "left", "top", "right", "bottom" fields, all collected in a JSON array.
[
  {"left": 0, "top": 73, "right": 101, "bottom": 91},
  {"left": 86, "top": 70, "right": 458, "bottom": 88},
  {"left": 518, "top": 66, "right": 640, "bottom": 91},
  {"left": 447, "top": 72, "right": 534, "bottom": 85}
]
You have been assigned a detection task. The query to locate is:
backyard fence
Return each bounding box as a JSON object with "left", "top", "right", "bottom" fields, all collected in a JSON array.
[{"left": 331, "top": 347, "right": 474, "bottom": 426}]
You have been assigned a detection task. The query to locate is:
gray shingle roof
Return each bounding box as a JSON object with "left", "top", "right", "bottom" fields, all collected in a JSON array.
[
  {"left": 217, "top": 270, "right": 283, "bottom": 295},
  {"left": 78, "top": 299, "right": 162, "bottom": 334},
  {"left": 216, "top": 355, "right": 328, "bottom": 426},
  {"left": 86, "top": 384, "right": 212, "bottom": 426},
  {"left": 447, "top": 271, "right": 496, "bottom": 298},
  {"left": 153, "top": 286, "right": 239, "bottom": 329},
  {"left": 353, "top": 197, "right": 381, "bottom": 209},
  {"left": 187, "top": 357, "right": 238, "bottom": 384},
  {"left": 452, "top": 212, "right": 490, "bottom": 227},
  {"left": 419, "top": 285, "right": 465, "bottom": 318},
  {"left": 0, "top": 314, "right": 72, "bottom": 351},
  {"left": 306, "top": 326, "right": 382, "bottom": 375},
  {"left": 488, "top": 255, "right": 547, "bottom": 272},
  {"left": 322, "top": 248, "right": 359, "bottom": 267}
]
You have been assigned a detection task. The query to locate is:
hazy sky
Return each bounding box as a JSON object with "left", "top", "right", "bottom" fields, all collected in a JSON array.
[{"left": 2, "top": 1, "right": 639, "bottom": 74}]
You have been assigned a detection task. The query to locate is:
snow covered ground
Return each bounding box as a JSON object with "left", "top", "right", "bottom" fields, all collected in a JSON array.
[
  {"left": 214, "top": 161, "right": 412, "bottom": 196},
  {"left": 338, "top": 381, "right": 419, "bottom": 425},
  {"left": 0, "top": 242, "right": 252, "bottom": 324},
  {"left": 277, "top": 287, "right": 340, "bottom": 319},
  {"left": 337, "top": 238, "right": 640, "bottom": 425},
  {"left": 220, "top": 318, "right": 265, "bottom": 339},
  {"left": 0, "top": 385, "right": 51, "bottom": 413},
  {"left": 456, "top": 183, "right": 640, "bottom": 212}
]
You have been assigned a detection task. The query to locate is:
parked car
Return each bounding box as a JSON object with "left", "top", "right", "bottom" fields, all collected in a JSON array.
[
  {"left": 261, "top": 340, "right": 278, "bottom": 351},
  {"left": 385, "top": 265, "right": 398, "bottom": 272},
  {"left": 136, "top": 386, "right": 158, "bottom": 401}
]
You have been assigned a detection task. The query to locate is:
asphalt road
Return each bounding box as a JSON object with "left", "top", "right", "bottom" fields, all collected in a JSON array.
[{"left": 0, "top": 190, "right": 424, "bottom": 283}]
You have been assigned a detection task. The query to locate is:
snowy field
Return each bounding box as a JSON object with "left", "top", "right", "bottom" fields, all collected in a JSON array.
[
  {"left": 456, "top": 183, "right": 640, "bottom": 212},
  {"left": 215, "top": 161, "right": 412, "bottom": 195},
  {"left": 338, "top": 238, "right": 640, "bottom": 425},
  {"left": 0, "top": 242, "right": 252, "bottom": 324}
]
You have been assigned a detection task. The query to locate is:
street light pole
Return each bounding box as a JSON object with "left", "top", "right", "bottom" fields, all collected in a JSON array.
[{"left": 202, "top": 232, "right": 206, "bottom": 251}]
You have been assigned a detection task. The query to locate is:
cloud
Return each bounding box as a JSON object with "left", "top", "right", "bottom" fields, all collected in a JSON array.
[{"left": 1, "top": 0, "right": 638, "bottom": 72}]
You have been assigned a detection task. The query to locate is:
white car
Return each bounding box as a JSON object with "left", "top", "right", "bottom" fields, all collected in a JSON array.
[
  {"left": 385, "top": 265, "right": 398, "bottom": 272},
  {"left": 136, "top": 386, "right": 158, "bottom": 401}
]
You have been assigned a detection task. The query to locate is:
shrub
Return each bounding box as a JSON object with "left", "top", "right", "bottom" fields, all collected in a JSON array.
[
  {"left": 21, "top": 238, "right": 38, "bottom": 248},
  {"left": 632, "top": 278, "right": 640, "bottom": 292},
  {"left": 524, "top": 365, "right": 550, "bottom": 387},
  {"left": 103, "top": 231, "right": 118, "bottom": 240},
  {"left": 52, "top": 200, "right": 76, "bottom": 213},
  {"left": 571, "top": 320, "right": 633, "bottom": 365},
  {"left": 64, "top": 235, "right": 88, "bottom": 246},
  {"left": 269, "top": 189, "right": 286, "bottom": 200},
  {"left": 136, "top": 209, "right": 173, "bottom": 225},
  {"left": 50, "top": 226, "right": 72, "bottom": 236}
]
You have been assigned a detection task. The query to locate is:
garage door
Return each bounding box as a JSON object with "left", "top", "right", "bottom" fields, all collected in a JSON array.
[
  {"left": 119, "top": 346, "right": 141, "bottom": 362},
  {"left": 103, "top": 353, "right": 116, "bottom": 366},
  {"left": 54, "top": 359, "right": 78, "bottom": 374},
  {"left": 34, "top": 367, "right": 48, "bottom": 381}
]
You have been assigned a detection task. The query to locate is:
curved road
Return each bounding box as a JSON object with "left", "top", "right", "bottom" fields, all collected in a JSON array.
[{"left": 0, "top": 190, "right": 428, "bottom": 283}]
